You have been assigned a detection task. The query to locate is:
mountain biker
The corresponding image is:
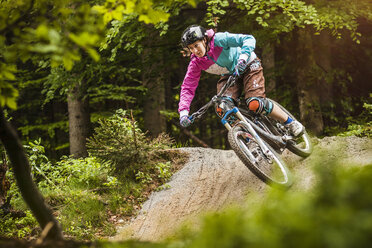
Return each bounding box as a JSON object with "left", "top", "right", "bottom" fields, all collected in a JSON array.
[{"left": 178, "top": 25, "right": 304, "bottom": 137}]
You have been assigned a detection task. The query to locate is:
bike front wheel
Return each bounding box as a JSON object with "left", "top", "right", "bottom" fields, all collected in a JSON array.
[{"left": 228, "top": 121, "right": 293, "bottom": 188}]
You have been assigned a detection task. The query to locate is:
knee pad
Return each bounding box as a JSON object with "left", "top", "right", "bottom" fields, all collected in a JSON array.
[{"left": 246, "top": 97, "right": 273, "bottom": 116}]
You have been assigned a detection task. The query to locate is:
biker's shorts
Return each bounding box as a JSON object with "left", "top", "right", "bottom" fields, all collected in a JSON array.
[{"left": 216, "top": 58, "right": 266, "bottom": 102}]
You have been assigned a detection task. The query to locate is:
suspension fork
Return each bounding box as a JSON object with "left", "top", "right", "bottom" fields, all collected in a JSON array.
[
  {"left": 220, "top": 108, "right": 237, "bottom": 131},
  {"left": 221, "top": 107, "right": 271, "bottom": 156}
]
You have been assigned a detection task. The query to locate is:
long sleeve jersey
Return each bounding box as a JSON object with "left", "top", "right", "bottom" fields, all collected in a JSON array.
[{"left": 178, "top": 29, "right": 257, "bottom": 116}]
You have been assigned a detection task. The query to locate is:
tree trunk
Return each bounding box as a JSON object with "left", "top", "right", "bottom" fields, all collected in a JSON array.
[
  {"left": 295, "top": 28, "right": 324, "bottom": 135},
  {"left": 142, "top": 28, "right": 166, "bottom": 137},
  {"left": 0, "top": 151, "right": 9, "bottom": 207},
  {"left": 0, "top": 108, "right": 63, "bottom": 240},
  {"left": 143, "top": 73, "right": 166, "bottom": 137},
  {"left": 262, "top": 42, "right": 276, "bottom": 94},
  {"left": 67, "top": 83, "right": 90, "bottom": 158},
  {"left": 313, "top": 30, "right": 333, "bottom": 106}
]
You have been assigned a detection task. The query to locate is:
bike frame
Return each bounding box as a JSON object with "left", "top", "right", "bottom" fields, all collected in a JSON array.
[
  {"left": 224, "top": 108, "right": 288, "bottom": 152},
  {"left": 189, "top": 75, "right": 288, "bottom": 154},
  {"left": 221, "top": 107, "right": 273, "bottom": 157}
]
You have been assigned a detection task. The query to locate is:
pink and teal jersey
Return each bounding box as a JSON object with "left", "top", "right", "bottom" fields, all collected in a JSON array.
[{"left": 178, "top": 29, "right": 257, "bottom": 114}]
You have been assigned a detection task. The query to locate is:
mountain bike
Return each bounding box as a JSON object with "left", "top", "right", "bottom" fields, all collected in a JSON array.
[{"left": 188, "top": 75, "right": 312, "bottom": 188}]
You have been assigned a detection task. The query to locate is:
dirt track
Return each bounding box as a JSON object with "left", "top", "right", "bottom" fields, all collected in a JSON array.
[{"left": 113, "top": 136, "right": 372, "bottom": 242}]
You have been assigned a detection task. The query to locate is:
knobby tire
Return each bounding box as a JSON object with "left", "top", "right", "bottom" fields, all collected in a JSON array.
[
  {"left": 228, "top": 122, "right": 293, "bottom": 188},
  {"left": 268, "top": 99, "right": 313, "bottom": 157}
]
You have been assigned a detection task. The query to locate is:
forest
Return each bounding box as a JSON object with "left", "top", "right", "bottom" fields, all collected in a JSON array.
[{"left": 0, "top": 0, "right": 372, "bottom": 247}]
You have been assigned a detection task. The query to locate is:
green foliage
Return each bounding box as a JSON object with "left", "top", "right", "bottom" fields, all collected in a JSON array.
[
  {"left": 338, "top": 99, "right": 372, "bottom": 138},
  {"left": 205, "top": 0, "right": 370, "bottom": 41},
  {"left": 0, "top": 64, "right": 18, "bottom": 109},
  {"left": 87, "top": 109, "right": 174, "bottom": 180},
  {"left": 160, "top": 110, "right": 179, "bottom": 121},
  {"left": 60, "top": 194, "right": 113, "bottom": 239},
  {"left": 340, "top": 123, "right": 372, "bottom": 138},
  {"left": 136, "top": 161, "right": 173, "bottom": 191},
  {"left": 206, "top": 0, "right": 229, "bottom": 26},
  {"left": 93, "top": 0, "right": 176, "bottom": 25},
  {"left": 233, "top": 0, "right": 319, "bottom": 31},
  {"left": 155, "top": 162, "right": 172, "bottom": 182},
  {"left": 18, "top": 120, "right": 69, "bottom": 140},
  {"left": 9, "top": 139, "right": 114, "bottom": 193},
  {"left": 0, "top": 210, "right": 38, "bottom": 239},
  {"left": 0, "top": 82, "right": 19, "bottom": 110},
  {"left": 3, "top": 136, "right": 181, "bottom": 240},
  {"left": 136, "top": 170, "right": 153, "bottom": 184},
  {"left": 0, "top": 0, "right": 198, "bottom": 110},
  {"left": 5, "top": 140, "right": 119, "bottom": 239},
  {"left": 0, "top": 0, "right": 106, "bottom": 109}
]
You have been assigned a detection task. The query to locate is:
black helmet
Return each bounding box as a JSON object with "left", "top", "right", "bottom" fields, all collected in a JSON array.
[{"left": 181, "top": 25, "right": 207, "bottom": 48}]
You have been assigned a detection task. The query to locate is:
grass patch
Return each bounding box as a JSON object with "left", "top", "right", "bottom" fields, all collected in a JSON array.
[
  {"left": 1, "top": 110, "right": 189, "bottom": 240},
  {"left": 1, "top": 146, "right": 187, "bottom": 240}
]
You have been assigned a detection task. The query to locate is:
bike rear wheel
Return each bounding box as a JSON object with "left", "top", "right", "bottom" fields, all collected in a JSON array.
[
  {"left": 268, "top": 98, "right": 313, "bottom": 158},
  {"left": 228, "top": 121, "right": 293, "bottom": 188}
]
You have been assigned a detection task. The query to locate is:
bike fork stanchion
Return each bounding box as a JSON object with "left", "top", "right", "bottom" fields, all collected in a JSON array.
[
  {"left": 221, "top": 107, "right": 239, "bottom": 131},
  {"left": 221, "top": 107, "right": 251, "bottom": 144}
]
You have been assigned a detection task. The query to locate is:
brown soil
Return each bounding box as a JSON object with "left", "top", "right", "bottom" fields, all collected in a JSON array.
[{"left": 113, "top": 136, "right": 372, "bottom": 242}]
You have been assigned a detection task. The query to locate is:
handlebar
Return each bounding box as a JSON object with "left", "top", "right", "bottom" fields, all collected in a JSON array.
[{"left": 188, "top": 75, "right": 238, "bottom": 123}]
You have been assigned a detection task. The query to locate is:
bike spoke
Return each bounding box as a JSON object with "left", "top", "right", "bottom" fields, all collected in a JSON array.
[{"left": 234, "top": 129, "right": 291, "bottom": 186}]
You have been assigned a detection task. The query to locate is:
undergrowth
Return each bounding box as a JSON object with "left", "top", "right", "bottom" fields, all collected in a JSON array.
[
  {"left": 0, "top": 109, "right": 186, "bottom": 240},
  {"left": 327, "top": 96, "right": 372, "bottom": 138}
]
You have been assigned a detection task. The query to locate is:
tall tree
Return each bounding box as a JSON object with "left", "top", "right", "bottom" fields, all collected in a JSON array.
[
  {"left": 67, "top": 82, "right": 90, "bottom": 157},
  {"left": 295, "top": 27, "right": 324, "bottom": 135},
  {"left": 142, "top": 27, "right": 167, "bottom": 137},
  {"left": 262, "top": 43, "right": 276, "bottom": 94},
  {"left": 313, "top": 30, "right": 334, "bottom": 125}
]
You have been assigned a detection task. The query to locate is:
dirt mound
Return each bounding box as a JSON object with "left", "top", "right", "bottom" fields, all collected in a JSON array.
[{"left": 113, "top": 136, "right": 372, "bottom": 242}]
